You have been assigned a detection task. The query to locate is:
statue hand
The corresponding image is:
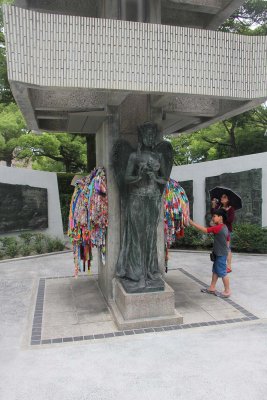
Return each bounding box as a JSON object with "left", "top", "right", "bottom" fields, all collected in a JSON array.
[{"left": 147, "top": 171, "right": 156, "bottom": 180}]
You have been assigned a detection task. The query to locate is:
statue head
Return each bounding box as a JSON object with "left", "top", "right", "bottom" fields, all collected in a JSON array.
[{"left": 137, "top": 121, "right": 158, "bottom": 148}]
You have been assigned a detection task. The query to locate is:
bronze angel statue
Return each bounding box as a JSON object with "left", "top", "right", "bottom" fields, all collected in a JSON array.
[{"left": 112, "top": 121, "right": 173, "bottom": 292}]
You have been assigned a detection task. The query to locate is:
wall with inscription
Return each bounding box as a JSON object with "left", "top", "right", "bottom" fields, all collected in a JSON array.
[
  {"left": 171, "top": 152, "right": 267, "bottom": 227},
  {"left": 205, "top": 170, "right": 262, "bottom": 225},
  {"left": 0, "top": 166, "right": 64, "bottom": 238},
  {"left": 0, "top": 182, "right": 48, "bottom": 233}
]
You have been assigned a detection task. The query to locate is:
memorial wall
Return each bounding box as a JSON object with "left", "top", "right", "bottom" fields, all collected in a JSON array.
[{"left": 171, "top": 152, "right": 267, "bottom": 227}]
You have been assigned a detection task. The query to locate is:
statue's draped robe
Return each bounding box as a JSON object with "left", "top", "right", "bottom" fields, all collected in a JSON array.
[{"left": 116, "top": 151, "right": 162, "bottom": 281}]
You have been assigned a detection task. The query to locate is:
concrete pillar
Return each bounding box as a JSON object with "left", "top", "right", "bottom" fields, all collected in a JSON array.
[
  {"left": 96, "top": 109, "right": 121, "bottom": 301},
  {"left": 86, "top": 134, "right": 96, "bottom": 172},
  {"left": 99, "top": 0, "right": 120, "bottom": 19},
  {"left": 146, "top": 0, "right": 161, "bottom": 24},
  {"left": 96, "top": 99, "right": 166, "bottom": 301}
]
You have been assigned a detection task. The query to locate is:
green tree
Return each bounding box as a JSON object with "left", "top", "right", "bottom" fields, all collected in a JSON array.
[
  {"left": 0, "top": 102, "right": 26, "bottom": 165},
  {"left": 17, "top": 132, "right": 87, "bottom": 172},
  {"left": 0, "top": 4, "right": 15, "bottom": 104},
  {"left": 171, "top": 106, "right": 267, "bottom": 165},
  {"left": 220, "top": 0, "right": 267, "bottom": 35}
]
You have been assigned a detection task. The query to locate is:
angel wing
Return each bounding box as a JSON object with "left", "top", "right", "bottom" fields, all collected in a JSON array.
[
  {"left": 112, "top": 139, "right": 134, "bottom": 194},
  {"left": 155, "top": 140, "right": 173, "bottom": 192}
]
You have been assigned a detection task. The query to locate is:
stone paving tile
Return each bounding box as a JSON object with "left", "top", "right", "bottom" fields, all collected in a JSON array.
[
  {"left": 76, "top": 310, "right": 112, "bottom": 324},
  {"left": 44, "top": 300, "right": 76, "bottom": 313},
  {"left": 79, "top": 321, "right": 117, "bottom": 335},
  {"left": 43, "top": 311, "right": 78, "bottom": 326},
  {"left": 181, "top": 310, "right": 214, "bottom": 324},
  {"left": 42, "top": 324, "right": 82, "bottom": 340},
  {"left": 200, "top": 300, "right": 234, "bottom": 311},
  {"left": 206, "top": 308, "right": 244, "bottom": 320}
]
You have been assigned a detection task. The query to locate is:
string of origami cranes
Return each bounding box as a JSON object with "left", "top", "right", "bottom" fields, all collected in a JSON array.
[{"left": 68, "top": 167, "right": 108, "bottom": 277}]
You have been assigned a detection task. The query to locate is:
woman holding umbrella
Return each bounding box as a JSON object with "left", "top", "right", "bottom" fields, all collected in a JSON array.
[{"left": 210, "top": 187, "right": 242, "bottom": 273}]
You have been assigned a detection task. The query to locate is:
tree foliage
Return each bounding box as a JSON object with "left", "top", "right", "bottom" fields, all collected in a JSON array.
[
  {"left": 0, "top": 102, "right": 26, "bottom": 165},
  {"left": 17, "top": 131, "right": 87, "bottom": 172},
  {"left": 0, "top": 5, "right": 15, "bottom": 104},
  {"left": 220, "top": 0, "right": 267, "bottom": 35},
  {"left": 170, "top": 106, "right": 267, "bottom": 165},
  {"left": 0, "top": 0, "right": 266, "bottom": 172}
]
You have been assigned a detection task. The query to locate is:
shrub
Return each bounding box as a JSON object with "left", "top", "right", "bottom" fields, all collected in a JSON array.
[
  {"left": 171, "top": 223, "right": 267, "bottom": 254},
  {"left": 57, "top": 173, "right": 76, "bottom": 232},
  {"left": 33, "top": 238, "right": 47, "bottom": 254},
  {"left": 0, "top": 233, "right": 66, "bottom": 260},
  {"left": 232, "top": 224, "right": 267, "bottom": 253},
  {"left": 44, "top": 236, "right": 64, "bottom": 253},
  {"left": 2, "top": 237, "right": 19, "bottom": 258},
  {"left": 19, "top": 232, "right": 34, "bottom": 245},
  {"left": 20, "top": 243, "right": 32, "bottom": 257},
  {"left": 52, "top": 237, "right": 65, "bottom": 251},
  {"left": 171, "top": 226, "right": 210, "bottom": 249},
  {"left": 45, "top": 236, "right": 57, "bottom": 253},
  {"left": 60, "top": 193, "right": 72, "bottom": 232}
]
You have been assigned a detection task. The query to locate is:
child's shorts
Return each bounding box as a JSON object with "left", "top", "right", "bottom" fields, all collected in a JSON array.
[{"left": 212, "top": 255, "right": 227, "bottom": 277}]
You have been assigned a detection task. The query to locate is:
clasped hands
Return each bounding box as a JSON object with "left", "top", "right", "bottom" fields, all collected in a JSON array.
[{"left": 138, "top": 161, "right": 156, "bottom": 179}]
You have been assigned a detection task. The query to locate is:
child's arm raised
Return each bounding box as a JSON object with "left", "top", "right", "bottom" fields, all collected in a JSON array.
[{"left": 189, "top": 219, "right": 208, "bottom": 234}]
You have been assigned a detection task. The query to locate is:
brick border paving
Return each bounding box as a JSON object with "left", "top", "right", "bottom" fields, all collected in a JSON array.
[{"left": 30, "top": 271, "right": 258, "bottom": 346}]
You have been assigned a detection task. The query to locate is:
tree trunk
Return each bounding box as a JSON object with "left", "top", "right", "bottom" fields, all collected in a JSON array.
[
  {"left": 5, "top": 155, "right": 13, "bottom": 167},
  {"left": 65, "top": 162, "right": 71, "bottom": 172},
  {"left": 223, "top": 120, "right": 238, "bottom": 157},
  {"left": 229, "top": 121, "right": 238, "bottom": 157},
  {"left": 86, "top": 134, "right": 96, "bottom": 172}
]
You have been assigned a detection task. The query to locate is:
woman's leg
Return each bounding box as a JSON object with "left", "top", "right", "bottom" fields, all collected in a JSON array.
[
  {"left": 227, "top": 236, "right": 232, "bottom": 272},
  {"left": 227, "top": 250, "right": 232, "bottom": 272}
]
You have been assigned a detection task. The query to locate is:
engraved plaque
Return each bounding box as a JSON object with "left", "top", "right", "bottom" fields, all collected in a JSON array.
[
  {"left": 0, "top": 183, "right": 48, "bottom": 233},
  {"left": 205, "top": 169, "right": 262, "bottom": 225}
]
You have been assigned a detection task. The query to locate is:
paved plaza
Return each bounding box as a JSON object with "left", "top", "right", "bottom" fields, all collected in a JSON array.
[{"left": 0, "top": 250, "right": 267, "bottom": 400}]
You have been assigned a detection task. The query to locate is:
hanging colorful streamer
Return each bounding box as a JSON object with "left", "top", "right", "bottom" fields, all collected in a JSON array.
[
  {"left": 163, "top": 178, "right": 190, "bottom": 268},
  {"left": 68, "top": 167, "right": 108, "bottom": 276}
]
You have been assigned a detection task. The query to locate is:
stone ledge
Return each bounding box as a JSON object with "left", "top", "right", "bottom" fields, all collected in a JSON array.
[
  {"left": 110, "top": 279, "right": 183, "bottom": 329},
  {"left": 109, "top": 299, "right": 183, "bottom": 330}
]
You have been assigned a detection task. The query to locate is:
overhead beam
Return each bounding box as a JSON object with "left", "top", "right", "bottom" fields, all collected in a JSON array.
[
  {"left": 152, "top": 94, "right": 220, "bottom": 117},
  {"left": 168, "top": 0, "right": 223, "bottom": 14},
  {"left": 205, "top": 0, "right": 245, "bottom": 29}
]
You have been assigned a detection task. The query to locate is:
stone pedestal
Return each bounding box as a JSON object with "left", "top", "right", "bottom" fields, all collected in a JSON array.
[{"left": 109, "top": 279, "right": 183, "bottom": 330}]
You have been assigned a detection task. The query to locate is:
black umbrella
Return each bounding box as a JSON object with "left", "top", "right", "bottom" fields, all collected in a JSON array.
[{"left": 209, "top": 186, "right": 242, "bottom": 210}]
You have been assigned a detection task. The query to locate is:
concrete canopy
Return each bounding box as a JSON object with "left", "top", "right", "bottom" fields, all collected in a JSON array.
[{"left": 3, "top": 1, "right": 267, "bottom": 136}]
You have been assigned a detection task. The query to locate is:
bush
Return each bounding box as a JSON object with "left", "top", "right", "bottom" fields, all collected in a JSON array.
[
  {"left": 232, "top": 224, "right": 267, "bottom": 253},
  {"left": 45, "top": 236, "right": 65, "bottom": 253},
  {"left": 52, "top": 238, "right": 65, "bottom": 252},
  {"left": 171, "top": 226, "right": 212, "bottom": 250},
  {"left": 1, "top": 237, "right": 20, "bottom": 258},
  {"left": 0, "top": 233, "right": 66, "bottom": 260},
  {"left": 19, "top": 232, "right": 34, "bottom": 245},
  {"left": 57, "top": 173, "right": 76, "bottom": 232},
  {"left": 60, "top": 193, "right": 72, "bottom": 232},
  {"left": 20, "top": 243, "right": 32, "bottom": 257},
  {"left": 171, "top": 223, "right": 267, "bottom": 254}
]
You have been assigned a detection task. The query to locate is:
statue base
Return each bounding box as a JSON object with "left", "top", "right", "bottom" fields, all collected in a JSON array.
[
  {"left": 109, "top": 278, "right": 183, "bottom": 330},
  {"left": 119, "top": 277, "right": 165, "bottom": 293}
]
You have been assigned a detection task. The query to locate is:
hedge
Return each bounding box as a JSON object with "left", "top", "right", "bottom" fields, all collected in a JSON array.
[
  {"left": 57, "top": 173, "right": 76, "bottom": 232},
  {"left": 172, "top": 223, "right": 267, "bottom": 254},
  {"left": 0, "top": 233, "right": 65, "bottom": 260}
]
